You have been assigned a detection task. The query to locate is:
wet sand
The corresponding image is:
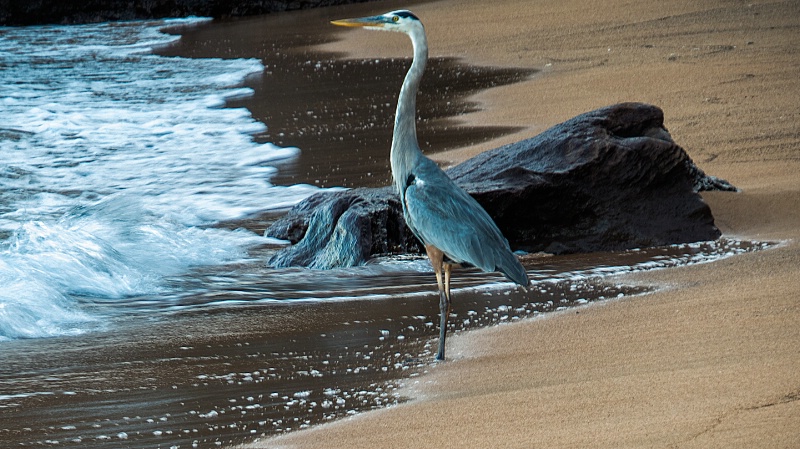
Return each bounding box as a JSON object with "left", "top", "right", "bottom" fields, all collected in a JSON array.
[{"left": 240, "top": 0, "right": 800, "bottom": 448}]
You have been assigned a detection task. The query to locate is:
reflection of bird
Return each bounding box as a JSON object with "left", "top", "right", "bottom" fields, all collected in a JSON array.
[{"left": 332, "top": 10, "right": 529, "bottom": 360}]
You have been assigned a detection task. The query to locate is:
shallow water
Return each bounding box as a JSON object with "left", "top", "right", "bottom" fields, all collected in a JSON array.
[
  {"left": 0, "top": 18, "right": 320, "bottom": 341},
  {"left": 0, "top": 238, "right": 772, "bottom": 448}
]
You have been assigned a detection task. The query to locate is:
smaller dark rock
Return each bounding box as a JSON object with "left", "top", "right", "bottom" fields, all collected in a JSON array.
[
  {"left": 267, "top": 187, "right": 421, "bottom": 269},
  {"left": 684, "top": 161, "right": 739, "bottom": 193}
]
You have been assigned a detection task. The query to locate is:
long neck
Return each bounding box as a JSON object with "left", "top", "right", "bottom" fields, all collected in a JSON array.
[{"left": 391, "top": 26, "right": 428, "bottom": 195}]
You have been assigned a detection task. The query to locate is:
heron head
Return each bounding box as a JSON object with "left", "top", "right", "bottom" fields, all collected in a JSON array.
[{"left": 331, "top": 10, "right": 422, "bottom": 33}]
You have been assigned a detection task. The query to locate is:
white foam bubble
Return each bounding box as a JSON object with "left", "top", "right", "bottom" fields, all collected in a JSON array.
[
  {"left": 0, "top": 194, "right": 274, "bottom": 340},
  {"left": 0, "top": 262, "right": 96, "bottom": 341}
]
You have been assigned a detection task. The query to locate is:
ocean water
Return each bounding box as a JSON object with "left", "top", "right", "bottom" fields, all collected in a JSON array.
[{"left": 0, "top": 18, "right": 319, "bottom": 341}]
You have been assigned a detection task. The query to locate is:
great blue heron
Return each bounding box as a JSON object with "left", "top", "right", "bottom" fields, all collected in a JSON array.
[{"left": 332, "top": 10, "right": 529, "bottom": 360}]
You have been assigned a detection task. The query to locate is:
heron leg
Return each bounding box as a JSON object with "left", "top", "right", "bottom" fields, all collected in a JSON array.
[
  {"left": 436, "top": 263, "right": 453, "bottom": 360},
  {"left": 425, "top": 245, "right": 449, "bottom": 361}
]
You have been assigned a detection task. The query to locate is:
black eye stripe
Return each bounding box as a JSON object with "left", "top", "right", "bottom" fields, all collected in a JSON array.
[{"left": 393, "top": 10, "right": 419, "bottom": 21}]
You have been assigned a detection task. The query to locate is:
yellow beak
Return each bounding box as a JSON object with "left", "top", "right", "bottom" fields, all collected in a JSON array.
[{"left": 330, "top": 16, "right": 386, "bottom": 28}]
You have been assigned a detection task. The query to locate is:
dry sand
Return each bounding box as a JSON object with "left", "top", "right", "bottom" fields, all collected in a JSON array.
[{"left": 243, "top": 0, "right": 799, "bottom": 447}]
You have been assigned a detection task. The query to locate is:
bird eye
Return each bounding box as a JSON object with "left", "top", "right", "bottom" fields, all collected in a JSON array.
[{"left": 392, "top": 15, "right": 400, "bottom": 22}]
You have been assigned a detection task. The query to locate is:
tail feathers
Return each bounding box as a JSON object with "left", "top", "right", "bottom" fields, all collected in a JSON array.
[{"left": 496, "top": 250, "right": 529, "bottom": 287}]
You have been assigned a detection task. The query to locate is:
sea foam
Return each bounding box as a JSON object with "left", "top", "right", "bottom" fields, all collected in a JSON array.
[{"left": 0, "top": 18, "right": 318, "bottom": 340}]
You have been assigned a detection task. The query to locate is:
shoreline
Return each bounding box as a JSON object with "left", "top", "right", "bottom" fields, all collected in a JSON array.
[{"left": 241, "top": 0, "right": 800, "bottom": 447}]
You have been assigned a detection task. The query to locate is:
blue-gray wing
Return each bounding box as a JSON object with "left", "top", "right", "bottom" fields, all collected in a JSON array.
[{"left": 404, "top": 166, "right": 528, "bottom": 286}]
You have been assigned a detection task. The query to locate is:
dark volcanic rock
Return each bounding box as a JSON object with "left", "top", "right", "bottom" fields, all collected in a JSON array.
[
  {"left": 267, "top": 187, "right": 421, "bottom": 269},
  {"left": 267, "top": 103, "right": 736, "bottom": 268},
  {"left": 0, "top": 0, "right": 377, "bottom": 26}
]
